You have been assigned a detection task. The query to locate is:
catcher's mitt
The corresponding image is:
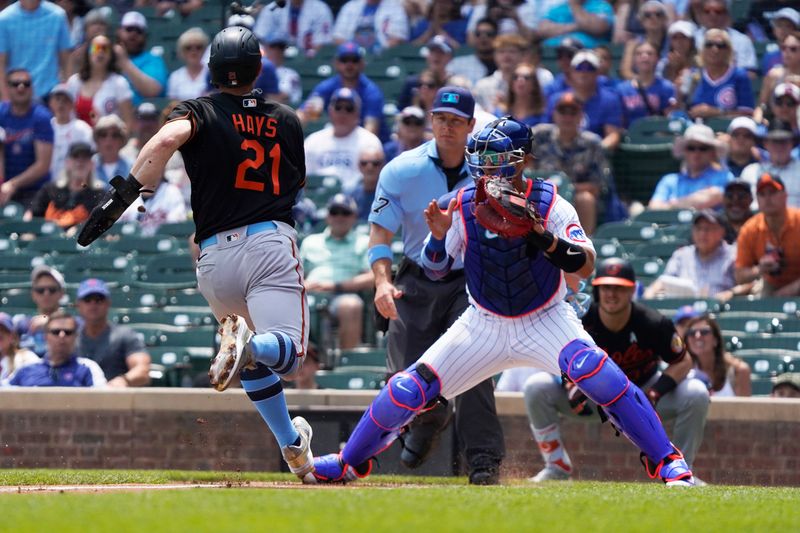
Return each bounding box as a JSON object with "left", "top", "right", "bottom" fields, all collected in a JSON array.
[{"left": 473, "top": 176, "right": 543, "bottom": 239}]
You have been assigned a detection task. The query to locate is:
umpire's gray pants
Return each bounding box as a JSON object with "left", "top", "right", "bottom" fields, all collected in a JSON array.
[{"left": 524, "top": 371, "right": 709, "bottom": 467}]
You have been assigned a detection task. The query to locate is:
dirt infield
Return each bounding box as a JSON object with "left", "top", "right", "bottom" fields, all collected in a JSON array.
[{"left": 0, "top": 481, "right": 430, "bottom": 494}]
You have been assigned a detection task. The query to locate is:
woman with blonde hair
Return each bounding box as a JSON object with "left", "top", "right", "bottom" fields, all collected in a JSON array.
[
  {"left": 683, "top": 315, "right": 751, "bottom": 397},
  {"left": 500, "top": 62, "right": 546, "bottom": 127},
  {"left": 167, "top": 27, "right": 211, "bottom": 101},
  {"left": 619, "top": 0, "right": 670, "bottom": 80},
  {"left": 0, "top": 313, "right": 39, "bottom": 385}
]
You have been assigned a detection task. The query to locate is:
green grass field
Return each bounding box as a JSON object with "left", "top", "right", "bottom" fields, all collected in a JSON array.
[{"left": 1, "top": 469, "right": 798, "bottom": 533}]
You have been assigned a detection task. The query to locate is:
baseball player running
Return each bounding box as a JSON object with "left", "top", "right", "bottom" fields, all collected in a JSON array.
[
  {"left": 309, "top": 117, "right": 695, "bottom": 486},
  {"left": 76, "top": 27, "right": 315, "bottom": 481}
]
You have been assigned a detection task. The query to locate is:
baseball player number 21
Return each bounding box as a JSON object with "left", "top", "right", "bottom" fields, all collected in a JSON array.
[{"left": 235, "top": 140, "right": 281, "bottom": 194}]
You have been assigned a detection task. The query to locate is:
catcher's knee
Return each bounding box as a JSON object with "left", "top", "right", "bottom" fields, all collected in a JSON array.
[
  {"left": 372, "top": 363, "right": 442, "bottom": 430},
  {"left": 558, "top": 339, "right": 628, "bottom": 406}
]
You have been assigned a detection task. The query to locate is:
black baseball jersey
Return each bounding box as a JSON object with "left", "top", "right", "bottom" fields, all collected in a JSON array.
[
  {"left": 582, "top": 302, "right": 685, "bottom": 386},
  {"left": 168, "top": 92, "right": 306, "bottom": 242}
]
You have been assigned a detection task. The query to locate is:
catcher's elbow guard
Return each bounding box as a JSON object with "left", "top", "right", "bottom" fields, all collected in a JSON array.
[
  {"left": 77, "top": 174, "right": 143, "bottom": 246},
  {"left": 544, "top": 237, "right": 587, "bottom": 273}
]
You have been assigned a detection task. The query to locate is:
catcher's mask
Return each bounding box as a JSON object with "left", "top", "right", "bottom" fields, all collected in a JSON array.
[{"left": 465, "top": 116, "right": 532, "bottom": 180}]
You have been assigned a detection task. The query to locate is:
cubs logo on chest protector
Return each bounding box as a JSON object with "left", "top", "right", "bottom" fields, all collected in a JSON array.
[{"left": 460, "top": 179, "right": 562, "bottom": 317}]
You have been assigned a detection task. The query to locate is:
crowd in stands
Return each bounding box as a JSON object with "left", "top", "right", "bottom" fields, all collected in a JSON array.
[{"left": 1, "top": 0, "right": 800, "bottom": 397}]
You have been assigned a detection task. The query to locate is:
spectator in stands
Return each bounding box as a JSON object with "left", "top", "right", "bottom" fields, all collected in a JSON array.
[
  {"left": 66, "top": 7, "right": 111, "bottom": 77},
  {"left": 735, "top": 173, "right": 800, "bottom": 297},
  {"left": 67, "top": 34, "right": 135, "bottom": 132},
  {"left": 591, "top": 44, "right": 619, "bottom": 91},
  {"left": 757, "top": 32, "right": 800, "bottom": 120},
  {"left": 75, "top": 278, "right": 151, "bottom": 387},
  {"left": 643, "top": 210, "right": 738, "bottom": 300},
  {"left": 617, "top": 41, "right": 676, "bottom": 127},
  {"left": 300, "top": 42, "right": 384, "bottom": 139},
  {"left": 119, "top": 168, "right": 186, "bottom": 236},
  {"left": 383, "top": 105, "right": 425, "bottom": 162},
  {"left": 683, "top": 315, "right": 751, "bottom": 397},
  {"left": 649, "top": 124, "right": 732, "bottom": 210},
  {"left": 398, "top": 35, "right": 453, "bottom": 110},
  {"left": 741, "top": 121, "right": 800, "bottom": 207},
  {"left": 19, "top": 266, "right": 66, "bottom": 358},
  {"left": 500, "top": 63, "right": 548, "bottom": 127},
  {"left": 657, "top": 20, "right": 699, "bottom": 90},
  {"left": 303, "top": 88, "right": 384, "bottom": 192},
  {"left": 0, "top": 69, "right": 54, "bottom": 208},
  {"left": 48, "top": 83, "right": 93, "bottom": 180},
  {"left": 723, "top": 117, "right": 761, "bottom": 178},
  {"left": 411, "top": 0, "right": 468, "bottom": 46},
  {"left": 466, "top": 0, "right": 535, "bottom": 43},
  {"left": 351, "top": 146, "right": 384, "bottom": 221},
  {"left": 446, "top": 18, "right": 498, "bottom": 86},
  {"left": 114, "top": 11, "right": 168, "bottom": 105},
  {"left": 473, "top": 34, "right": 535, "bottom": 112},
  {"left": 254, "top": 0, "right": 334, "bottom": 57},
  {"left": 685, "top": 29, "right": 755, "bottom": 119},
  {"left": 537, "top": 0, "right": 615, "bottom": 49},
  {"left": 264, "top": 34, "right": 302, "bottom": 106},
  {"left": 720, "top": 179, "right": 754, "bottom": 244},
  {"left": 547, "top": 50, "right": 624, "bottom": 151},
  {"left": 300, "top": 194, "right": 375, "bottom": 350},
  {"left": 167, "top": 27, "right": 209, "bottom": 101},
  {"left": 758, "top": 82, "right": 800, "bottom": 138},
  {"left": 545, "top": 36, "right": 584, "bottom": 97},
  {"left": 532, "top": 92, "right": 608, "bottom": 234},
  {"left": 0, "top": 0, "right": 72, "bottom": 101},
  {"left": 672, "top": 305, "right": 698, "bottom": 339},
  {"left": 619, "top": 0, "right": 668, "bottom": 80},
  {"left": 0, "top": 312, "right": 38, "bottom": 384},
  {"left": 10, "top": 310, "right": 107, "bottom": 387},
  {"left": 54, "top": 0, "right": 87, "bottom": 48},
  {"left": 24, "top": 141, "right": 104, "bottom": 233},
  {"left": 693, "top": 0, "right": 757, "bottom": 72},
  {"left": 772, "top": 372, "right": 800, "bottom": 398},
  {"left": 761, "top": 8, "right": 800, "bottom": 75},
  {"left": 92, "top": 114, "right": 131, "bottom": 186},
  {"left": 154, "top": 0, "right": 203, "bottom": 18},
  {"left": 411, "top": 68, "right": 447, "bottom": 125},
  {"left": 333, "top": 0, "right": 409, "bottom": 54}
]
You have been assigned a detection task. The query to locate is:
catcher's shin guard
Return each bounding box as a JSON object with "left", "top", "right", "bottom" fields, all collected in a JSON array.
[
  {"left": 341, "top": 362, "right": 442, "bottom": 467},
  {"left": 558, "top": 339, "right": 674, "bottom": 468}
]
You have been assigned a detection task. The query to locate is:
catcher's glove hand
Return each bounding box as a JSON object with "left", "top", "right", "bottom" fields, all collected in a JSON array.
[{"left": 473, "top": 175, "right": 543, "bottom": 239}]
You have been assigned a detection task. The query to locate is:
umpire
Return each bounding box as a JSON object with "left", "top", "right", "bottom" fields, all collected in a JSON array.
[
  {"left": 367, "top": 86, "right": 505, "bottom": 484},
  {"left": 524, "top": 257, "right": 710, "bottom": 482}
]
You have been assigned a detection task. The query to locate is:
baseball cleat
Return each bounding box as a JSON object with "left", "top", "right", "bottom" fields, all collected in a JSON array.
[
  {"left": 311, "top": 453, "right": 372, "bottom": 484},
  {"left": 209, "top": 314, "right": 255, "bottom": 392},
  {"left": 282, "top": 416, "right": 316, "bottom": 483},
  {"left": 528, "top": 465, "right": 571, "bottom": 483}
]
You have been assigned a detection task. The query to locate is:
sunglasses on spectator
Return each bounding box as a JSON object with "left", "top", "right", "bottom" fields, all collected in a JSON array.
[
  {"left": 90, "top": 42, "right": 110, "bottom": 54},
  {"left": 687, "top": 327, "right": 713, "bottom": 337},
  {"left": 774, "top": 98, "right": 798, "bottom": 108},
  {"left": 338, "top": 55, "right": 361, "bottom": 64},
  {"left": 513, "top": 73, "right": 534, "bottom": 81},
  {"left": 96, "top": 130, "right": 123, "bottom": 139},
  {"left": 685, "top": 144, "right": 712, "bottom": 152},
  {"left": 123, "top": 26, "right": 145, "bottom": 34},
  {"left": 333, "top": 103, "right": 356, "bottom": 113},
  {"left": 731, "top": 131, "right": 755, "bottom": 139},
  {"left": 8, "top": 79, "right": 31, "bottom": 88},
  {"left": 81, "top": 295, "right": 107, "bottom": 303},
  {"left": 401, "top": 117, "right": 425, "bottom": 127},
  {"left": 704, "top": 41, "right": 729, "bottom": 50},
  {"left": 33, "top": 286, "right": 61, "bottom": 294},
  {"left": 48, "top": 328, "right": 76, "bottom": 337},
  {"left": 475, "top": 30, "right": 496, "bottom": 38},
  {"left": 641, "top": 11, "right": 664, "bottom": 19},
  {"left": 359, "top": 159, "right": 383, "bottom": 167},
  {"left": 328, "top": 208, "right": 354, "bottom": 216}
]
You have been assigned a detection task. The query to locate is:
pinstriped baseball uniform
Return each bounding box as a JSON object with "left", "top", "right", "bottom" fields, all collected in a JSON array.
[{"left": 419, "top": 183, "right": 595, "bottom": 400}]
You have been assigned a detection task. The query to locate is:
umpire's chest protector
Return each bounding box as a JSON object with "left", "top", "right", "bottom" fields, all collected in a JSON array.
[{"left": 460, "top": 180, "right": 562, "bottom": 317}]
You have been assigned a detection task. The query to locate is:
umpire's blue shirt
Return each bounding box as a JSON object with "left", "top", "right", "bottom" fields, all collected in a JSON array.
[
  {"left": 9, "top": 355, "right": 96, "bottom": 387},
  {"left": 369, "top": 140, "right": 472, "bottom": 266}
]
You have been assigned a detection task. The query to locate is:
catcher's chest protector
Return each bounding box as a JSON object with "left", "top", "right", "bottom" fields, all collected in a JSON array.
[{"left": 460, "top": 180, "right": 561, "bottom": 316}]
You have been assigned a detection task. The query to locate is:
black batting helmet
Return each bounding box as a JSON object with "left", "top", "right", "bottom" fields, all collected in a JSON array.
[{"left": 208, "top": 26, "right": 262, "bottom": 88}]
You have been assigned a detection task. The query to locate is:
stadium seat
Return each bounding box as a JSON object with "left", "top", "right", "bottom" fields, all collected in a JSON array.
[
  {"left": 721, "top": 297, "right": 800, "bottom": 319},
  {"left": 0, "top": 201, "right": 24, "bottom": 219},
  {"left": 715, "top": 316, "right": 779, "bottom": 337},
  {"left": 0, "top": 219, "right": 62, "bottom": 239},
  {"left": 772, "top": 318, "right": 800, "bottom": 335},
  {"left": 157, "top": 221, "right": 196, "bottom": 239},
  {"left": 147, "top": 326, "right": 217, "bottom": 349},
  {"left": 147, "top": 346, "right": 194, "bottom": 387},
  {"left": 611, "top": 144, "right": 680, "bottom": 204},
  {"left": 315, "top": 369, "right": 386, "bottom": 390},
  {"left": 113, "top": 310, "right": 213, "bottom": 329},
  {"left": 728, "top": 335, "right": 800, "bottom": 352},
  {"left": 0, "top": 289, "right": 38, "bottom": 308},
  {"left": 593, "top": 221, "right": 664, "bottom": 245},
  {"left": 24, "top": 237, "right": 89, "bottom": 257},
  {"left": 102, "top": 221, "right": 140, "bottom": 238},
  {"left": 106, "top": 235, "right": 180, "bottom": 257},
  {"left": 163, "top": 289, "right": 210, "bottom": 310},
  {"left": 115, "top": 286, "right": 168, "bottom": 309},
  {"left": 625, "top": 116, "right": 685, "bottom": 145},
  {"left": 633, "top": 208, "right": 695, "bottom": 226},
  {"left": 336, "top": 347, "right": 387, "bottom": 369},
  {"left": 0, "top": 237, "right": 18, "bottom": 254},
  {"left": 591, "top": 238, "right": 627, "bottom": 259},
  {"left": 631, "top": 239, "right": 688, "bottom": 261},
  {"left": 136, "top": 253, "right": 196, "bottom": 289},
  {"left": 61, "top": 253, "right": 138, "bottom": 288},
  {"left": 705, "top": 117, "right": 733, "bottom": 134},
  {"left": 629, "top": 257, "right": 665, "bottom": 279},
  {"left": 641, "top": 297, "right": 721, "bottom": 317},
  {"left": 0, "top": 252, "right": 48, "bottom": 289}
]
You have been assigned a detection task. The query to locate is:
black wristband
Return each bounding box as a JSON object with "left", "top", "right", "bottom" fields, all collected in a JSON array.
[
  {"left": 543, "top": 237, "right": 587, "bottom": 273},
  {"left": 525, "top": 229, "right": 555, "bottom": 252},
  {"left": 651, "top": 374, "right": 678, "bottom": 398}
]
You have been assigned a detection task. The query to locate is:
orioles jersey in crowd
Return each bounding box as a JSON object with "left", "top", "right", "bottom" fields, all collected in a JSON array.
[{"left": 167, "top": 92, "right": 306, "bottom": 242}]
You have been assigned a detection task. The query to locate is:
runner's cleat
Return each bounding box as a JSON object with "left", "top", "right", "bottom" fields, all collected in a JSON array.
[
  {"left": 282, "top": 416, "right": 316, "bottom": 483},
  {"left": 209, "top": 314, "right": 254, "bottom": 391}
]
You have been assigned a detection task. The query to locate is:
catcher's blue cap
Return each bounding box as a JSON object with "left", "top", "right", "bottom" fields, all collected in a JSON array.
[{"left": 431, "top": 86, "right": 474, "bottom": 120}]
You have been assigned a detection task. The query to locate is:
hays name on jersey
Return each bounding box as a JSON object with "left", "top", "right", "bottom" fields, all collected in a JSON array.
[{"left": 231, "top": 113, "right": 278, "bottom": 138}]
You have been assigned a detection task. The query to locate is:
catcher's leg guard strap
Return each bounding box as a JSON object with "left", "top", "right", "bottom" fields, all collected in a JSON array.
[
  {"left": 250, "top": 331, "right": 299, "bottom": 376},
  {"left": 342, "top": 362, "right": 442, "bottom": 467},
  {"left": 559, "top": 339, "right": 673, "bottom": 463}
]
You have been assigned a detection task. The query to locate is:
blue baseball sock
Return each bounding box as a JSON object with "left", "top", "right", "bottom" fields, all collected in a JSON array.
[
  {"left": 240, "top": 364, "right": 299, "bottom": 448},
  {"left": 249, "top": 331, "right": 299, "bottom": 375}
]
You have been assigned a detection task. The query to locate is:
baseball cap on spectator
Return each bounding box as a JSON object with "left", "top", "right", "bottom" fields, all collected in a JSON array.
[
  {"left": 773, "top": 372, "right": 800, "bottom": 393},
  {"left": 570, "top": 51, "right": 600, "bottom": 71},
  {"left": 68, "top": 141, "right": 94, "bottom": 159},
  {"left": 326, "top": 193, "right": 357, "bottom": 215},
  {"left": 227, "top": 13, "right": 255, "bottom": 29},
  {"left": 431, "top": 86, "right": 474, "bottom": 119},
  {"left": 725, "top": 178, "right": 752, "bottom": 196},
  {"left": 591, "top": 258, "right": 636, "bottom": 287},
  {"left": 77, "top": 278, "right": 111, "bottom": 300},
  {"left": 136, "top": 102, "right": 159, "bottom": 120},
  {"left": 94, "top": 114, "right": 129, "bottom": 140},
  {"left": 763, "top": 120, "right": 796, "bottom": 142},
  {"left": 266, "top": 31, "right": 290, "bottom": 48},
  {"left": 638, "top": 1, "right": 667, "bottom": 17},
  {"left": 31, "top": 265, "right": 66, "bottom": 291},
  {"left": 727, "top": 116, "right": 758, "bottom": 136},
  {"left": 673, "top": 124, "right": 725, "bottom": 159},
  {"left": 766, "top": 7, "right": 800, "bottom": 28},
  {"left": 556, "top": 37, "right": 584, "bottom": 57},
  {"left": 673, "top": 305, "right": 699, "bottom": 325},
  {"left": 0, "top": 312, "right": 14, "bottom": 334},
  {"left": 50, "top": 83, "right": 73, "bottom": 101},
  {"left": 336, "top": 41, "right": 364, "bottom": 61},
  {"left": 693, "top": 209, "right": 723, "bottom": 226},
  {"left": 773, "top": 82, "right": 800, "bottom": 104},
  {"left": 121, "top": 11, "right": 147, "bottom": 31},
  {"left": 329, "top": 87, "right": 362, "bottom": 110},
  {"left": 554, "top": 92, "right": 583, "bottom": 111},
  {"left": 756, "top": 172, "right": 785, "bottom": 193},
  {"left": 426, "top": 35, "right": 453, "bottom": 56},
  {"left": 668, "top": 20, "right": 696, "bottom": 38},
  {"left": 398, "top": 105, "right": 425, "bottom": 125}
]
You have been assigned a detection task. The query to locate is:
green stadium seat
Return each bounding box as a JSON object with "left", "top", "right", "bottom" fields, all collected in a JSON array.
[
  {"left": 102, "top": 221, "right": 140, "bottom": 238},
  {"left": 641, "top": 297, "right": 721, "bottom": 317},
  {"left": 115, "top": 286, "right": 168, "bottom": 309},
  {"left": 0, "top": 237, "right": 19, "bottom": 254},
  {"left": 23, "top": 237, "right": 89, "bottom": 257},
  {"left": 1, "top": 201, "right": 24, "bottom": 219},
  {"left": 147, "top": 346, "right": 194, "bottom": 387},
  {"left": 772, "top": 318, "right": 800, "bottom": 335},
  {"left": 157, "top": 221, "right": 196, "bottom": 239},
  {"left": 594, "top": 221, "right": 664, "bottom": 245},
  {"left": 660, "top": 224, "right": 692, "bottom": 240},
  {"left": 315, "top": 369, "right": 386, "bottom": 390},
  {"left": 633, "top": 208, "right": 695, "bottom": 226},
  {"left": 737, "top": 352, "right": 786, "bottom": 377},
  {"left": 625, "top": 116, "right": 685, "bottom": 145},
  {"left": 61, "top": 253, "right": 138, "bottom": 288},
  {"left": 631, "top": 239, "right": 688, "bottom": 261},
  {"left": 591, "top": 238, "right": 627, "bottom": 259},
  {"left": 164, "top": 289, "right": 210, "bottom": 309},
  {"left": 728, "top": 335, "right": 800, "bottom": 352},
  {"left": 0, "top": 289, "right": 37, "bottom": 308},
  {"left": 106, "top": 235, "right": 180, "bottom": 257},
  {"left": 113, "top": 310, "right": 214, "bottom": 328},
  {"left": 136, "top": 253, "right": 196, "bottom": 289},
  {"left": 0, "top": 252, "right": 48, "bottom": 289},
  {"left": 147, "top": 326, "right": 217, "bottom": 349},
  {"left": 611, "top": 144, "right": 680, "bottom": 204},
  {"left": 336, "top": 347, "right": 387, "bottom": 369},
  {"left": 715, "top": 316, "right": 779, "bottom": 337},
  {"left": 0, "top": 219, "right": 62, "bottom": 239},
  {"left": 629, "top": 257, "right": 665, "bottom": 279},
  {"left": 721, "top": 297, "right": 800, "bottom": 319},
  {"left": 705, "top": 117, "right": 733, "bottom": 134}
]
